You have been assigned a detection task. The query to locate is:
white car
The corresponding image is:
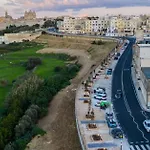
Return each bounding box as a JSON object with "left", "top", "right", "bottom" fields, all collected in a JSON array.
[
  {"left": 96, "top": 93, "right": 107, "bottom": 97},
  {"left": 143, "top": 120, "right": 150, "bottom": 132},
  {"left": 94, "top": 95, "right": 107, "bottom": 100},
  {"left": 94, "top": 88, "right": 106, "bottom": 94}
]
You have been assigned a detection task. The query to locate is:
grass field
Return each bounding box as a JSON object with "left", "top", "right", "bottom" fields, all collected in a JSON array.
[{"left": 0, "top": 44, "right": 65, "bottom": 107}]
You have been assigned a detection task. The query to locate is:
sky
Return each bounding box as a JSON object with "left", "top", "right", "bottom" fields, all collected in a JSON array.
[{"left": 1, "top": 0, "right": 150, "bottom": 18}]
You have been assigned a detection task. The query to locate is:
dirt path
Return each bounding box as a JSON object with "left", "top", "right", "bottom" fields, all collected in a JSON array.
[{"left": 26, "top": 46, "right": 115, "bottom": 150}]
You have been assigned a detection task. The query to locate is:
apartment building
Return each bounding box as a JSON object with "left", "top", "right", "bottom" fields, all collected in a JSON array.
[
  {"left": 84, "top": 19, "right": 92, "bottom": 33},
  {"left": 109, "top": 16, "right": 118, "bottom": 33},
  {"left": 57, "top": 15, "right": 141, "bottom": 35},
  {"left": 63, "top": 16, "right": 85, "bottom": 34},
  {"left": 133, "top": 37, "right": 150, "bottom": 107},
  {"left": 82, "top": 16, "right": 109, "bottom": 34},
  {"left": 98, "top": 17, "right": 110, "bottom": 33}
]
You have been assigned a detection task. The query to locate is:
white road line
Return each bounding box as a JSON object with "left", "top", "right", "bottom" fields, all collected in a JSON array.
[
  {"left": 141, "top": 145, "right": 147, "bottom": 150},
  {"left": 121, "top": 47, "right": 148, "bottom": 141},
  {"left": 135, "top": 145, "right": 141, "bottom": 150},
  {"left": 130, "top": 145, "right": 135, "bottom": 150},
  {"left": 146, "top": 144, "right": 150, "bottom": 149}
]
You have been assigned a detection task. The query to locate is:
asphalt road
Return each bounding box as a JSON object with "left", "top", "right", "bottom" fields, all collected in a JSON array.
[{"left": 112, "top": 37, "right": 150, "bottom": 149}]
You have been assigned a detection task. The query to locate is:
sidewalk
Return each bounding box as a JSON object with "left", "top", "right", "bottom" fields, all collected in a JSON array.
[
  {"left": 75, "top": 41, "right": 130, "bottom": 150},
  {"left": 131, "top": 67, "right": 150, "bottom": 112}
]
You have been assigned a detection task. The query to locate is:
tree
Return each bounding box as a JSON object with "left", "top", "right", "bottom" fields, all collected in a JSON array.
[{"left": 4, "top": 142, "right": 15, "bottom": 150}]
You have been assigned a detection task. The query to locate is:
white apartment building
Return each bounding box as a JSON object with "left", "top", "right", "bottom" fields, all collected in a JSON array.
[
  {"left": 109, "top": 16, "right": 118, "bottom": 33},
  {"left": 98, "top": 17, "right": 110, "bottom": 32},
  {"left": 133, "top": 38, "right": 150, "bottom": 107},
  {"left": 91, "top": 19, "right": 98, "bottom": 33}
]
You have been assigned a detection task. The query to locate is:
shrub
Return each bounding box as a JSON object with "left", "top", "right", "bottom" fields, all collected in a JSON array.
[{"left": 25, "top": 57, "right": 42, "bottom": 70}]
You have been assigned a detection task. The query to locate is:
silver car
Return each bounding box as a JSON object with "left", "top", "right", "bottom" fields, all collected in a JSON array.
[{"left": 143, "top": 120, "right": 150, "bottom": 132}]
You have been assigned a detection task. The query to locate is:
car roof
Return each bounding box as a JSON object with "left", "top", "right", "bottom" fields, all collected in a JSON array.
[{"left": 145, "top": 120, "right": 150, "bottom": 123}]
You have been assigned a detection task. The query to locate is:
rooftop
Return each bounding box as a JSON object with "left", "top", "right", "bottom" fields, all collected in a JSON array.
[{"left": 141, "top": 67, "right": 150, "bottom": 79}]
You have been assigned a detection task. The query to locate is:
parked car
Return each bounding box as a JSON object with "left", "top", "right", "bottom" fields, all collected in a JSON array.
[
  {"left": 96, "top": 91, "right": 107, "bottom": 95},
  {"left": 114, "top": 56, "right": 118, "bottom": 60},
  {"left": 97, "top": 87, "right": 106, "bottom": 91},
  {"left": 117, "top": 52, "right": 120, "bottom": 57},
  {"left": 107, "top": 118, "right": 117, "bottom": 128},
  {"left": 94, "top": 88, "right": 106, "bottom": 94},
  {"left": 107, "top": 68, "right": 113, "bottom": 75},
  {"left": 94, "top": 95, "right": 107, "bottom": 100},
  {"left": 111, "top": 128, "right": 123, "bottom": 139},
  {"left": 106, "top": 112, "right": 113, "bottom": 120},
  {"left": 95, "top": 102, "right": 101, "bottom": 107},
  {"left": 143, "top": 120, "right": 150, "bottom": 132},
  {"left": 95, "top": 92, "right": 107, "bottom": 97},
  {"left": 99, "top": 101, "right": 110, "bottom": 110}
]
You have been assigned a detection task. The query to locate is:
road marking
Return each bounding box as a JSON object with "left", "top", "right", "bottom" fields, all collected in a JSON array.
[
  {"left": 141, "top": 145, "right": 147, "bottom": 150},
  {"left": 136, "top": 141, "right": 139, "bottom": 143},
  {"left": 124, "top": 68, "right": 130, "bottom": 71},
  {"left": 121, "top": 48, "right": 148, "bottom": 141},
  {"left": 146, "top": 144, "right": 150, "bottom": 149},
  {"left": 135, "top": 145, "right": 141, "bottom": 150},
  {"left": 130, "top": 145, "right": 134, "bottom": 150}
]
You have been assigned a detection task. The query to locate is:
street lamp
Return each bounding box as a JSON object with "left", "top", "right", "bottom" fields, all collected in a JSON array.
[{"left": 120, "top": 134, "right": 123, "bottom": 150}]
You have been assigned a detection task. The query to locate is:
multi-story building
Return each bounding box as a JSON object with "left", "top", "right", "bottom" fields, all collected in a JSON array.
[
  {"left": 56, "top": 19, "right": 64, "bottom": 31},
  {"left": 124, "top": 18, "right": 137, "bottom": 33},
  {"left": 133, "top": 37, "right": 150, "bottom": 108},
  {"left": 110, "top": 16, "right": 118, "bottom": 33},
  {"left": 98, "top": 16, "right": 110, "bottom": 33},
  {"left": 63, "top": 16, "right": 85, "bottom": 34},
  {"left": 57, "top": 15, "right": 141, "bottom": 35},
  {"left": 84, "top": 18, "right": 92, "bottom": 33}
]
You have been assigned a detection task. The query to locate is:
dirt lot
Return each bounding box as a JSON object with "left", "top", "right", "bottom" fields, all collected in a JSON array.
[{"left": 26, "top": 35, "right": 117, "bottom": 150}]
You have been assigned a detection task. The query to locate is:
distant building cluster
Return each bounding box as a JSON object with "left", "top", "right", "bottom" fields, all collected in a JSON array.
[
  {"left": 57, "top": 15, "right": 142, "bottom": 35},
  {"left": 1, "top": 10, "right": 150, "bottom": 36},
  {"left": 0, "top": 10, "right": 43, "bottom": 30}
]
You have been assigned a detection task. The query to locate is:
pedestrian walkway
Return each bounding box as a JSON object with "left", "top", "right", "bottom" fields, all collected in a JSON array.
[
  {"left": 131, "top": 67, "right": 150, "bottom": 112},
  {"left": 75, "top": 40, "right": 131, "bottom": 150}
]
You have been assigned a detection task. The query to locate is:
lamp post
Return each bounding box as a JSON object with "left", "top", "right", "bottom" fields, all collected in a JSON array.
[{"left": 120, "top": 134, "right": 123, "bottom": 150}]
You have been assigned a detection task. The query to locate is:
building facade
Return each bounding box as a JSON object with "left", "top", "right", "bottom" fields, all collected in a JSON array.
[
  {"left": 133, "top": 38, "right": 150, "bottom": 107},
  {"left": 24, "top": 10, "right": 36, "bottom": 20}
]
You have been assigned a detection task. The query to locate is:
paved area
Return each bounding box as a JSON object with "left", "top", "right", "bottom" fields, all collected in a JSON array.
[{"left": 75, "top": 41, "right": 130, "bottom": 150}]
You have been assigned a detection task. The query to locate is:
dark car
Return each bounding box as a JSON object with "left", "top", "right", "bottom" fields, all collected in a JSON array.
[
  {"left": 107, "top": 68, "right": 113, "bottom": 75},
  {"left": 106, "top": 112, "right": 113, "bottom": 120},
  {"left": 107, "top": 118, "right": 117, "bottom": 128},
  {"left": 111, "top": 128, "right": 123, "bottom": 139},
  {"left": 115, "top": 89, "right": 122, "bottom": 98},
  {"left": 117, "top": 52, "right": 120, "bottom": 57},
  {"left": 114, "top": 56, "right": 118, "bottom": 60}
]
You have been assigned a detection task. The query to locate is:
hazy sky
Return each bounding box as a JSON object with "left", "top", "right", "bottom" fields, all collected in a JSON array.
[{"left": 1, "top": 0, "right": 150, "bottom": 18}]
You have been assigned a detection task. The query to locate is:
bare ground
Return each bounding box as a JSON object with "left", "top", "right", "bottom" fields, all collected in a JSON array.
[{"left": 26, "top": 36, "right": 117, "bottom": 150}]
